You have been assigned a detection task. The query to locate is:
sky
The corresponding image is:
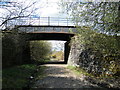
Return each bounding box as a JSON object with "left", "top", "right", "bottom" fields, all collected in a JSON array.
[
  {"left": 16, "top": 0, "right": 68, "bottom": 17},
  {"left": 33, "top": 0, "right": 70, "bottom": 18},
  {"left": 0, "top": 0, "right": 63, "bottom": 16},
  {"left": 47, "top": 40, "right": 66, "bottom": 51},
  {"left": 35, "top": 0, "right": 61, "bottom": 17}
]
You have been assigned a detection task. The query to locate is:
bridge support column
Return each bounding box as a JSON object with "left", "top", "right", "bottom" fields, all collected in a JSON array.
[{"left": 64, "top": 41, "right": 70, "bottom": 64}]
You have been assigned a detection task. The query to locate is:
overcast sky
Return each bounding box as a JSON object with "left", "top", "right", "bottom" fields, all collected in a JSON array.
[
  {"left": 35, "top": 0, "right": 61, "bottom": 17},
  {"left": 16, "top": 0, "right": 68, "bottom": 17}
]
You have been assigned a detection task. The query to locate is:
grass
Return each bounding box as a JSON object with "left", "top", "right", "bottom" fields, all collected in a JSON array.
[
  {"left": 67, "top": 65, "right": 95, "bottom": 78},
  {"left": 67, "top": 65, "right": 120, "bottom": 83},
  {"left": 67, "top": 65, "right": 117, "bottom": 78},
  {"left": 37, "top": 59, "right": 51, "bottom": 63},
  {"left": 43, "top": 59, "right": 51, "bottom": 63},
  {"left": 35, "top": 66, "right": 47, "bottom": 80},
  {"left": 2, "top": 64, "right": 44, "bottom": 88}
]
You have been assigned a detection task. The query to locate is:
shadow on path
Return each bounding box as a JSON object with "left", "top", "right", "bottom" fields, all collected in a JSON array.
[
  {"left": 40, "top": 61, "right": 66, "bottom": 65},
  {"left": 33, "top": 64, "right": 102, "bottom": 88}
]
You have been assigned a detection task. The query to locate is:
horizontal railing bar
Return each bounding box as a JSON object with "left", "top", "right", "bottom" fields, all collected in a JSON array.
[
  {"left": 16, "top": 25, "right": 76, "bottom": 28},
  {"left": 6, "top": 16, "right": 75, "bottom": 27}
]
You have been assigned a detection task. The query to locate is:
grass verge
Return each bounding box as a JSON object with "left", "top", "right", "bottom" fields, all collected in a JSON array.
[
  {"left": 67, "top": 65, "right": 120, "bottom": 88},
  {"left": 2, "top": 64, "right": 37, "bottom": 88},
  {"left": 67, "top": 65, "right": 94, "bottom": 78},
  {"left": 35, "top": 66, "right": 47, "bottom": 80}
]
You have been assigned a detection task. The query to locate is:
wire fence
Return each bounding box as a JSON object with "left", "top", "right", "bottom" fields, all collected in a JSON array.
[{"left": 6, "top": 17, "right": 75, "bottom": 27}]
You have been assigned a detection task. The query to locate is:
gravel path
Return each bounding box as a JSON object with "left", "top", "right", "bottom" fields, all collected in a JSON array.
[{"left": 33, "top": 64, "right": 101, "bottom": 88}]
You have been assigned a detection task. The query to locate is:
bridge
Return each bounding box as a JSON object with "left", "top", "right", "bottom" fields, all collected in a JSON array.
[
  {"left": 4, "top": 17, "right": 77, "bottom": 40},
  {"left": 3, "top": 17, "right": 77, "bottom": 64}
]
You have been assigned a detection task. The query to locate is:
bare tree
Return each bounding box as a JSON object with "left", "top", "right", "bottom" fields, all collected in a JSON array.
[{"left": 0, "top": 0, "right": 37, "bottom": 29}]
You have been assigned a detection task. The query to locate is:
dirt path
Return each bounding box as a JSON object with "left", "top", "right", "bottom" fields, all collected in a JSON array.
[{"left": 33, "top": 64, "right": 101, "bottom": 88}]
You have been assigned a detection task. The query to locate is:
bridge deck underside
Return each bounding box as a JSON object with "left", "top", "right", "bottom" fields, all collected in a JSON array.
[{"left": 26, "top": 32, "right": 74, "bottom": 41}]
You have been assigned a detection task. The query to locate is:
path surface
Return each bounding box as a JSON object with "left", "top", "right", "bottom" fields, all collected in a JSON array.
[{"left": 34, "top": 64, "right": 101, "bottom": 88}]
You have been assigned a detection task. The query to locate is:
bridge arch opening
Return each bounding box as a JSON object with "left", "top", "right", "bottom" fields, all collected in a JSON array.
[{"left": 29, "top": 40, "right": 70, "bottom": 64}]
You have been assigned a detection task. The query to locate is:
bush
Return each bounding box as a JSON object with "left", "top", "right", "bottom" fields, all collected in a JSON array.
[
  {"left": 2, "top": 31, "right": 30, "bottom": 68},
  {"left": 52, "top": 55, "right": 56, "bottom": 58},
  {"left": 70, "top": 26, "right": 120, "bottom": 77},
  {"left": 30, "top": 41, "right": 52, "bottom": 63}
]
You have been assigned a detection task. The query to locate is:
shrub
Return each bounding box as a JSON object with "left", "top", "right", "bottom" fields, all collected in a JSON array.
[
  {"left": 30, "top": 41, "right": 52, "bottom": 63},
  {"left": 2, "top": 31, "right": 30, "bottom": 68},
  {"left": 70, "top": 26, "right": 120, "bottom": 76}
]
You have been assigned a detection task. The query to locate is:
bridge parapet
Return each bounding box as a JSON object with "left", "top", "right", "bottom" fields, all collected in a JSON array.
[
  {"left": 4, "top": 17, "right": 77, "bottom": 33},
  {"left": 17, "top": 25, "right": 77, "bottom": 33},
  {"left": 6, "top": 17, "right": 75, "bottom": 27}
]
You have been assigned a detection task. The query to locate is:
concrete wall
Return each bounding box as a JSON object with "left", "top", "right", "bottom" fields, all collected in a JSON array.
[{"left": 64, "top": 41, "right": 70, "bottom": 64}]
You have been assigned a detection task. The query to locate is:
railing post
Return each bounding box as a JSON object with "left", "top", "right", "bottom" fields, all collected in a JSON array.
[
  {"left": 29, "top": 17, "right": 31, "bottom": 25},
  {"left": 18, "top": 18, "right": 20, "bottom": 25},
  {"left": 39, "top": 17, "right": 40, "bottom": 25},
  {"left": 58, "top": 17, "right": 59, "bottom": 26},
  {"left": 5, "top": 21, "right": 7, "bottom": 28},
  {"left": 67, "top": 18, "right": 68, "bottom": 26},
  {"left": 48, "top": 17, "right": 50, "bottom": 25}
]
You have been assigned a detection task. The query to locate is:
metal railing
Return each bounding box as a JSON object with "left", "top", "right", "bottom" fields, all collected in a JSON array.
[{"left": 6, "top": 16, "right": 75, "bottom": 27}]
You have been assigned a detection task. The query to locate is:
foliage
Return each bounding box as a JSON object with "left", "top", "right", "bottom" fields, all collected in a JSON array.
[
  {"left": 51, "top": 51, "right": 64, "bottom": 60},
  {"left": 52, "top": 55, "right": 56, "bottom": 58},
  {"left": 30, "top": 41, "right": 52, "bottom": 62},
  {"left": 61, "top": 1, "right": 120, "bottom": 85},
  {"left": 2, "top": 64, "right": 37, "bottom": 88},
  {"left": 67, "top": 65, "right": 120, "bottom": 88},
  {"left": 75, "top": 26, "right": 120, "bottom": 54},
  {"left": 60, "top": 1, "right": 120, "bottom": 33},
  {"left": 67, "top": 65, "right": 94, "bottom": 77},
  {"left": 34, "top": 66, "right": 47, "bottom": 80},
  {"left": 71, "top": 26, "right": 120, "bottom": 76},
  {"left": 2, "top": 31, "right": 30, "bottom": 68}
]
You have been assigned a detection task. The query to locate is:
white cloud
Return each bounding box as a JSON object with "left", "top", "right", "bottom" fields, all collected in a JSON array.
[
  {"left": 35, "top": 0, "right": 60, "bottom": 17},
  {"left": 39, "top": 4, "right": 59, "bottom": 17},
  {"left": 47, "top": 40, "right": 66, "bottom": 51}
]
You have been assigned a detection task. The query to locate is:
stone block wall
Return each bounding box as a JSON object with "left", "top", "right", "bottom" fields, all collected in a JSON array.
[{"left": 67, "top": 35, "right": 120, "bottom": 76}]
